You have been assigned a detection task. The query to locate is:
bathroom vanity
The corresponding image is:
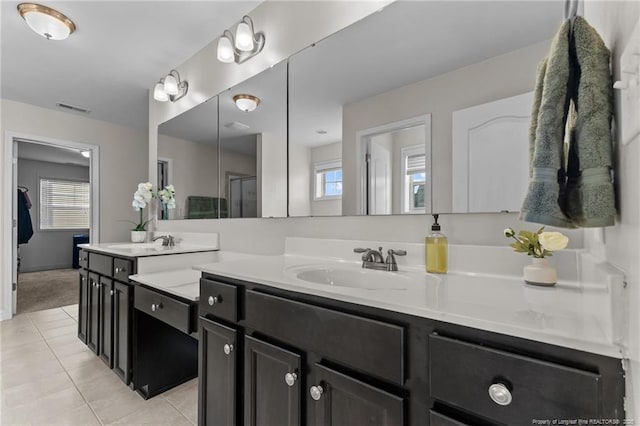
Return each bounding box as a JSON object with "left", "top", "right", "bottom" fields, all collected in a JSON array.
[{"left": 194, "top": 239, "right": 626, "bottom": 426}]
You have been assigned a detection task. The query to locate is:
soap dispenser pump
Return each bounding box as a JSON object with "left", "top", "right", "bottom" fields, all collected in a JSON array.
[{"left": 426, "top": 214, "right": 448, "bottom": 274}]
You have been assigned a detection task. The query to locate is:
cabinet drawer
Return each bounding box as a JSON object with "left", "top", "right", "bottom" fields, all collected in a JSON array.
[
  {"left": 429, "top": 411, "right": 469, "bottom": 426},
  {"left": 245, "top": 290, "right": 405, "bottom": 385},
  {"left": 135, "top": 286, "right": 194, "bottom": 334},
  {"left": 113, "top": 258, "right": 133, "bottom": 282},
  {"left": 199, "top": 279, "right": 238, "bottom": 323},
  {"left": 89, "top": 252, "right": 112, "bottom": 276},
  {"left": 429, "top": 334, "right": 601, "bottom": 425},
  {"left": 79, "top": 250, "right": 89, "bottom": 269}
]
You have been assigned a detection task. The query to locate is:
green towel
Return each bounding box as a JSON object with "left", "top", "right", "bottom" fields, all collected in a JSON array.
[
  {"left": 520, "top": 17, "right": 616, "bottom": 228},
  {"left": 520, "top": 20, "right": 574, "bottom": 228},
  {"left": 564, "top": 16, "right": 616, "bottom": 227}
]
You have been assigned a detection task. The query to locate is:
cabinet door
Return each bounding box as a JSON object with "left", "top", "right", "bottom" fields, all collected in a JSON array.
[
  {"left": 310, "top": 364, "right": 404, "bottom": 426},
  {"left": 113, "top": 281, "right": 131, "bottom": 384},
  {"left": 199, "top": 317, "right": 237, "bottom": 426},
  {"left": 98, "top": 277, "right": 114, "bottom": 368},
  {"left": 244, "top": 336, "right": 301, "bottom": 426},
  {"left": 77, "top": 270, "right": 89, "bottom": 344},
  {"left": 87, "top": 273, "right": 100, "bottom": 354}
]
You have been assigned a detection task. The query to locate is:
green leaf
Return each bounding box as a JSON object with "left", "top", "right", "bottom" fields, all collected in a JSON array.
[{"left": 536, "top": 226, "right": 545, "bottom": 234}]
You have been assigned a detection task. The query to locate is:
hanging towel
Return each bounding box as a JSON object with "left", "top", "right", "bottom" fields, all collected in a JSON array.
[
  {"left": 519, "top": 20, "right": 574, "bottom": 228},
  {"left": 564, "top": 16, "right": 616, "bottom": 227},
  {"left": 17, "top": 189, "right": 34, "bottom": 244}
]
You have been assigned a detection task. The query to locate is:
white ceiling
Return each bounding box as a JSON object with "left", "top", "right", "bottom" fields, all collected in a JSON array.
[
  {"left": 1, "top": 1, "right": 261, "bottom": 130},
  {"left": 17, "top": 141, "right": 89, "bottom": 167}
]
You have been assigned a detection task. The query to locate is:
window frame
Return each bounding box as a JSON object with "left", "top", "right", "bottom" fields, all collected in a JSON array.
[
  {"left": 39, "top": 177, "right": 91, "bottom": 232},
  {"left": 401, "top": 145, "right": 427, "bottom": 214},
  {"left": 313, "top": 159, "right": 343, "bottom": 201}
]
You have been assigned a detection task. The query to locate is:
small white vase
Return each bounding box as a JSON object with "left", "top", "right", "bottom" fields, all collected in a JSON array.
[
  {"left": 131, "top": 231, "right": 147, "bottom": 243},
  {"left": 523, "top": 258, "right": 557, "bottom": 287}
]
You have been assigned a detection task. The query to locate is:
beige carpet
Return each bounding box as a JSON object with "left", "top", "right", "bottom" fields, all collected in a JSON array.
[{"left": 17, "top": 269, "right": 79, "bottom": 314}]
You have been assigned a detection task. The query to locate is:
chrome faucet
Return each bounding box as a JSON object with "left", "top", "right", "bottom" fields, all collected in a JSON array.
[
  {"left": 354, "top": 247, "right": 406, "bottom": 271},
  {"left": 152, "top": 235, "right": 175, "bottom": 247}
]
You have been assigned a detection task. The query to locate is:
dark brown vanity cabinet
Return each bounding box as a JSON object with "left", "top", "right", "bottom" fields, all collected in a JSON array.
[
  {"left": 199, "top": 273, "right": 625, "bottom": 426},
  {"left": 77, "top": 249, "right": 134, "bottom": 385}
]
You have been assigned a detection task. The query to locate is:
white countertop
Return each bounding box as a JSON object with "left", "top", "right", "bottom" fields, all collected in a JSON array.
[
  {"left": 194, "top": 253, "right": 625, "bottom": 359},
  {"left": 130, "top": 269, "right": 201, "bottom": 301},
  {"left": 78, "top": 241, "right": 218, "bottom": 258}
]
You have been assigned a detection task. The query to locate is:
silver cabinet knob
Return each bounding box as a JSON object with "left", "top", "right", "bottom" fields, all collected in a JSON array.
[
  {"left": 309, "top": 385, "right": 324, "bottom": 401},
  {"left": 208, "top": 295, "right": 220, "bottom": 306},
  {"left": 223, "top": 343, "right": 234, "bottom": 355},
  {"left": 488, "top": 383, "right": 512, "bottom": 406},
  {"left": 151, "top": 302, "right": 163, "bottom": 312},
  {"left": 115, "top": 267, "right": 125, "bottom": 273},
  {"left": 110, "top": 290, "right": 114, "bottom": 296},
  {"left": 284, "top": 372, "right": 298, "bottom": 387}
]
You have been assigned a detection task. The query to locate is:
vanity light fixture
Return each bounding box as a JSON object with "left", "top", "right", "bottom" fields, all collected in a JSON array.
[
  {"left": 18, "top": 3, "right": 76, "bottom": 40},
  {"left": 233, "top": 94, "right": 260, "bottom": 112},
  {"left": 153, "top": 70, "right": 188, "bottom": 102},
  {"left": 216, "top": 16, "right": 265, "bottom": 64}
]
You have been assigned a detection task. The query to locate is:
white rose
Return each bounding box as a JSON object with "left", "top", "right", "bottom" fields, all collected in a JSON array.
[
  {"left": 539, "top": 232, "right": 569, "bottom": 251},
  {"left": 503, "top": 228, "right": 515, "bottom": 238}
]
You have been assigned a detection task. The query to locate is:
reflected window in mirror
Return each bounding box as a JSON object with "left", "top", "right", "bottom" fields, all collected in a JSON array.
[{"left": 314, "top": 160, "right": 342, "bottom": 201}]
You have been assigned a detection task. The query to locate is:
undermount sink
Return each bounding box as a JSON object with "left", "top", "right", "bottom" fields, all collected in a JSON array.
[{"left": 289, "top": 265, "right": 414, "bottom": 290}]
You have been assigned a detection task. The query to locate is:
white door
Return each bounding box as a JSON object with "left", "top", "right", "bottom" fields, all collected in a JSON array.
[
  {"left": 12, "top": 141, "right": 18, "bottom": 315},
  {"left": 367, "top": 138, "right": 392, "bottom": 215},
  {"left": 452, "top": 92, "right": 533, "bottom": 213},
  {"left": 241, "top": 177, "right": 257, "bottom": 218}
]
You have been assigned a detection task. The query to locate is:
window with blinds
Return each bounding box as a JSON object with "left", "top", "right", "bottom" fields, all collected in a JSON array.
[
  {"left": 401, "top": 146, "right": 427, "bottom": 213},
  {"left": 39, "top": 178, "right": 90, "bottom": 230}
]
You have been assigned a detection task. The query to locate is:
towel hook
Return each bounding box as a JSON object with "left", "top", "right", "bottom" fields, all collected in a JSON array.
[{"left": 564, "top": 0, "right": 579, "bottom": 21}]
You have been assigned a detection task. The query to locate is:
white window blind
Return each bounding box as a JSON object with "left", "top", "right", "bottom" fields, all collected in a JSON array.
[
  {"left": 406, "top": 153, "right": 426, "bottom": 174},
  {"left": 40, "top": 178, "right": 90, "bottom": 230}
]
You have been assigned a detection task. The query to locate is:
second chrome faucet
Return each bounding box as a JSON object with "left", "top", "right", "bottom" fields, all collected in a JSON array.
[{"left": 354, "top": 247, "right": 406, "bottom": 271}]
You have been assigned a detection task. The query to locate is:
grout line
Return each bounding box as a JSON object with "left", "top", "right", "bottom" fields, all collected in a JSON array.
[
  {"left": 29, "top": 308, "right": 105, "bottom": 426},
  {"left": 162, "top": 391, "right": 197, "bottom": 426}
]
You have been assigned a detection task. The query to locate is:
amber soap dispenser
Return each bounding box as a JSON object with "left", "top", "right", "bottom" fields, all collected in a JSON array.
[{"left": 426, "top": 214, "right": 448, "bottom": 274}]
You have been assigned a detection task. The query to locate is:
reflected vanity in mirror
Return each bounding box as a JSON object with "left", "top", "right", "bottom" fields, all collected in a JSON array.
[
  {"left": 288, "top": 0, "right": 561, "bottom": 216},
  {"left": 156, "top": 61, "right": 288, "bottom": 219}
]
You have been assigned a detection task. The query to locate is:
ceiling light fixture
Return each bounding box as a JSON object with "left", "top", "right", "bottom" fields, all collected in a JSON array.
[
  {"left": 81, "top": 151, "right": 91, "bottom": 158},
  {"left": 233, "top": 94, "right": 260, "bottom": 112},
  {"left": 216, "top": 16, "right": 265, "bottom": 64},
  {"left": 153, "top": 70, "right": 188, "bottom": 102},
  {"left": 18, "top": 3, "right": 76, "bottom": 41}
]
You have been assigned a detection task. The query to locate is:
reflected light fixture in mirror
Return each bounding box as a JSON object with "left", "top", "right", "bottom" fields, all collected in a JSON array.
[
  {"left": 81, "top": 151, "right": 90, "bottom": 158},
  {"left": 18, "top": 3, "right": 76, "bottom": 40},
  {"left": 216, "top": 15, "right": 265, "bottom": 64},
  {"left": 233, "top": 94, "right": 260, "bottom": 112}
]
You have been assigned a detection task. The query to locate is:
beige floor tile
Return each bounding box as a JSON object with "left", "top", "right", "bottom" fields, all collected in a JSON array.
[
  {"left": 39, "top": 324, "right": 78, "bottom": 340},
  {"left": 50, "top": 338, "right": 90, "bottom": 358},
  {"left": 0, "top": 314, "right": 34, "bottom": 331},
  {"left": 163, "top": 379, "right": 198, "bottom": 424},
  {"left": 1, "top": 371, "right": 75, "bottom": 410},
  {"left": 0, "top": 346, "right": 57, "bottom": 371},
  {"left": 1, "top": 385, "right": 87, "bottom": 425},
  {"left": 109, "top": 397, "right": 192, "bottom": 426},
  {"left": 31, "top": 403, "right": 101, "bottom": 426},
  {"left": 34, "top": 317, "right": 77, "bottom": 332},
  {"left": 0, "top": 338, "right": 50, "bottom": 361},
  {"left": 74, "top": 369, "right": 130, "bottom": 402},
  {"left": 88, "top": 385, "right": 150, "bottom": 424},
  {"left": 59, "top": 349, "right": 103, "bottom": 371},
  {"left": 29, "top": 308, "right": 70, "bottom": 323},
  {"left": 66, "top": 356, "right": 113, "bottom": 387},
  {"left": 46, "top": 332, "right": 81, "bottom": 348},
  {"left": 0, "top": 325, "right": 42, "bottom": 349},
  {"left": 1, "top": 357, "right": 65, "bottom": 389},
  {"left": 61, "top": 304, "right": 79, "bottom": 318}
]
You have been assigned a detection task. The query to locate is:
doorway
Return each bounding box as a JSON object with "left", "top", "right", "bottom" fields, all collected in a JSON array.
[{"left": 2, "top": 133, "right": 99, "bottom": 319}]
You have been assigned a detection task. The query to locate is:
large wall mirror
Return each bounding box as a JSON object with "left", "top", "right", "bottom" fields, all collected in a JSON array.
[
  {"left": 156, "top": 61, "right": 287, "bottom": 219},
  {"left": 288, "top": 0, "right": 561, "bottom": 216}
]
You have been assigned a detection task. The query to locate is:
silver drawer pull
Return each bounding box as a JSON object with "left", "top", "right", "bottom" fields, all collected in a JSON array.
[
  {"left": 115, "top": 267, "right": 126, "bottom": 273},
  {"left": 151, "top": 302, "right": 163, "bottom": 312},
  {"left": 110, "top": 290, "right": 114, "bottom": 296},
  {"left": 208, "top": 295, "right": 221, "bottom": 306},
  {"left": 488, "top": 383, "right": 512, "bottom": 406},
  {"left": 284, "top": 372, "right": 298, "bottom": 387},
  {"left": 310, "top": 385, "right": 324, "bottom": 401},
  {"left": 223, "top": 343, "right": 234, "bottom": 355}
]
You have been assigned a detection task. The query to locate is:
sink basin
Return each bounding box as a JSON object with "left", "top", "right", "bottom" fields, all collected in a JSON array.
[{"left": 290, "top": 266, "right": 412, "bottom": 290}]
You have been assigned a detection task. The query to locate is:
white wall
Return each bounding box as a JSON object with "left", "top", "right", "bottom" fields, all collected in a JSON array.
[
  {"left": 583, "top": 1, "right": 640, "bottom": 418},
  {"left": 310, "top": 142, "right": 342, "bottom": 216},
  {"left": 1, "top": 99, "right": 149, "bottom": 318},
  {"left": 342, "top": 40, "right": 550, "bottom": 215},
  {"left": 17, "top": 158, "right": 89, "bottom": 272},
  {"left": 289, "top": 143, "right": 311, "bottom": 216}
]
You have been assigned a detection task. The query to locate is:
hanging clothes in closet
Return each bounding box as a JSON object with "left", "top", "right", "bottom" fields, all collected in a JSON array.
[{"left": 17, "top": 188, "right": 34, "bottom": 244}]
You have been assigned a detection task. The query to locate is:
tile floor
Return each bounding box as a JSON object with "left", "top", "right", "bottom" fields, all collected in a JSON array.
[{"left": 0, "top": 305, "right": 198, "bottom": 425}]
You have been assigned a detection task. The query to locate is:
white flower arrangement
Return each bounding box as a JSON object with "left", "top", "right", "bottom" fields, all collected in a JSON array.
[
  {"left": 504, "top": 227, "right": 569, "bottom": 258},
  {"left": 128, "top": 182, "right": 176, "bottom": 231}
]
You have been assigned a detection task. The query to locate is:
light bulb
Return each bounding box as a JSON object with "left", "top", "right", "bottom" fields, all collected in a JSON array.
[
  {"left": 163, "top": 73, "right": 179, "bottom": 96},
  {"left": 235, "top": 22, "right": 254, "bottom": 52},
  {"left": 153, "top": 81, "right": 169, "bottom": 102},
  {"left": 217, "top": 36, "right": 234, "bottom": 63}
]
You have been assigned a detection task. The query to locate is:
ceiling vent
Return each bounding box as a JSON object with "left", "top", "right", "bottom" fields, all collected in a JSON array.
[{"left": 56, "top": 103, "right": 91, "bottom": 114}]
